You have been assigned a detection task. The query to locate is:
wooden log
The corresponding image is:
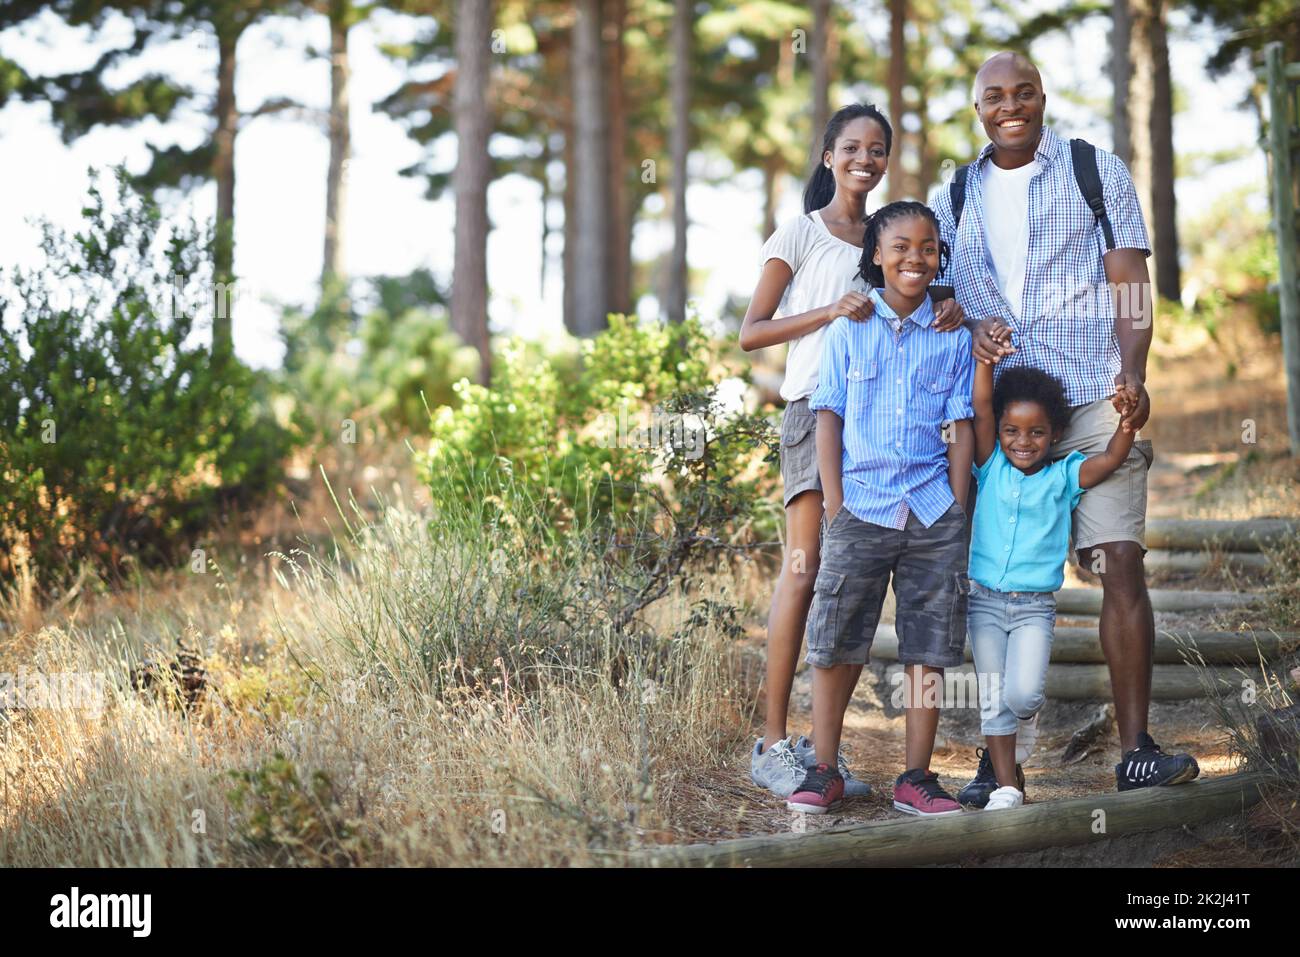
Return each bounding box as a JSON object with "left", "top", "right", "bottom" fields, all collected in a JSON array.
[
  {"left": 869, "top": 624, "right": 1294, "bottom": 665},
  {"left": 1144, "top": 550, "right": 1271, "bottom": 572},
  {"left": 1145, "top": 518, "right": 1298, "bottom": 553},
  {"left": 1055, "top": 587, "right": 1258, "bottom": 615},
  {"left": 635, "top": 772, "right": 1264, "bottom": 868},
  {"left": 874, "top": 659, "right": 1242, "bottom": 700}
]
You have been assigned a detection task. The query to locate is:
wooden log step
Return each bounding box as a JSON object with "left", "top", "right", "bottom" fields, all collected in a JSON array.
[
  {"left": 1145, "top": 518, "right": 1298, "bottom": 553},
  {"left": 635, "top": 772, "right": 1264, "bottom": 868},
  {"left": 1055, "top": 587, "right": 1259, "bottom": 615},
  {"left": 868, "top": 624, "right": 1295, "bottom": 665},
  {"left": 874, "top": 660, "right": 1242, "bottom": 700},
  {"left": 1143, "top": 550, "right": 1271, "bottom": 572}
]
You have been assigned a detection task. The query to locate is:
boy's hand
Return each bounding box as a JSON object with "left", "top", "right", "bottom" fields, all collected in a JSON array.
[
  {"left": 973, "top": 317, "right": 1016, "bottom": 366},
  {"left": 933, "top": 298, "right": 965, "bottom": 333},
  {"left": 826, "top": 292, "right": 874, "bottom": 325},
  {"left": 823, "top": 496, "right": 844, "bottom": 525}
]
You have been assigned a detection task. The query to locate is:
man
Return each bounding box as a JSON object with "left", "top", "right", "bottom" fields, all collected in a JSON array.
[{"left": 931, "top": 51, "right": 1199, "bottom": 799}]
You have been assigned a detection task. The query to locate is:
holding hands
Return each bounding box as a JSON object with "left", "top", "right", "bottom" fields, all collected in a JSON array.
[
  {"left": 973, "top": 317, "right": 1016, "bottom": 366},
  {"left": 1112, "top": 372, "right": 1149, "bottom": 433}
]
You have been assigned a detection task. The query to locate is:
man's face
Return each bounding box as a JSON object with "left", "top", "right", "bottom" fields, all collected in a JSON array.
[{"left": 974, "top": 60, "right": 1046, "bottom": 153}]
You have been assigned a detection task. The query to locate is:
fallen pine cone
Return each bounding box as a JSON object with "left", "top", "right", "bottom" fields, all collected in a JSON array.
[{"left": 129, "top": 643, "right": 209, "bottom": 710}]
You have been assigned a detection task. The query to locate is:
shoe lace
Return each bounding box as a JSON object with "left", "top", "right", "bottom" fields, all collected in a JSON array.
[
  {"left": 775, "top": 744, "right": 805, "bottom": 782},
  {"left": 912, "top": 772, "right": 952, "bottom": 802},
  {"left": 836, "top": 748, "right": 854, "bottom": 778}
]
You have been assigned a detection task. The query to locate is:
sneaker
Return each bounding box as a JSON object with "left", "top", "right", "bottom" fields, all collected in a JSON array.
[
  {"left": 787, "top": 763, "right": 845, "bottom": 814},
  {"left": 750, "top": 737, "right": 807, "bottom": 799},
  {"left": 1015, "top": 711, "right": 1040, "bottom": 764},
  {"left": 956, "top": 747, "right": 1027, "bottom": 808},
  {"left": 1115, "top": 732, "right": 1200, "bottom": 792},
  {"left": 794, "top": 735, "right": 872, "bottom": 798},
  {"left": 892, "top": 768, "right": 962, "bottom": 816},
  {"left": 984, "top": 785, "right": 1024, "bottom": 810}
]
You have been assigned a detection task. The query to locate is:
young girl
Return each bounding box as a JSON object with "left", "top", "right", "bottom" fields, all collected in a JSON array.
[
  {"left": 787, "top": 201, "right": 975, "bottom": 815},
  {"left": 959, "top": 324, "right": 1138, "bottom": 810}
]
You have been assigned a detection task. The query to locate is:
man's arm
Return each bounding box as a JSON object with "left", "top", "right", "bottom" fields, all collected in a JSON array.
[{"left": 1103, "top": 248, "right": 1153, "bottom": 433}]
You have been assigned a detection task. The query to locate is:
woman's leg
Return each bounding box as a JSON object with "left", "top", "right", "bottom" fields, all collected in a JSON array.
[{"left": 762, "top": 489, "right": 823, "bottom": 747}]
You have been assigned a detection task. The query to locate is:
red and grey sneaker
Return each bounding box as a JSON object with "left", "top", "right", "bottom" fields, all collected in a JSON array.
[
  {"left": 893, "top": 768, "right": 963, "bottom": 816},
  {"left": 1115, "top": 732, "right": 1200, "bottom": 791},
  {"left": 787, "top": 763, "right": 845, "bottom": 814}
]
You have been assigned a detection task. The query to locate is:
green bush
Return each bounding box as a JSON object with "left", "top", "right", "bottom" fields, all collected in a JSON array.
[{"left": 0, "top": 167, "right": 300, "bottom": 586}]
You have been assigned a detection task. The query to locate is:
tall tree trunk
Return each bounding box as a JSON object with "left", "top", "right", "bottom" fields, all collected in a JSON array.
[
  {"left": 1110, "top": 0, "right": 1132, "bottom": 164},
  {"left": 762, "top": 156, "right": 781, "bottom": 241},
  {"left": 212, "top": 25, "right": 238, "bottom": 364},
  {"left": 1149, "top": 0, "right": 1180, "bottom": 300},
  {"left": 451, "top": 0, "right": 493, "bottom": 383},
  {"left": 666, "top": 0, "right": 690, "bottom": 324},
  {"left": 540, "top": 134, "right": 551, "bottom": 300},
  {"left": 322, "top": 0, "right": 351, "bottom": 305},
  {"left": 605, "top": 0, "right": 631, "bottom": 316},
  {"left": 1126, "top": 0, "right": 1155, "bottom": 274},
  {"left": 809, "top": 0, "right": 831, "bottom": 167},
  {"left": 568, "top": 0, "right": 611, "bottom": 335},
  {"left": 887, "top": 0, "right": 906, "bottom": 202}
]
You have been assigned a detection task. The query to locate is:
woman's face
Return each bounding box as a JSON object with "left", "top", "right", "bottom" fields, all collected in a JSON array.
[
  {"left": 871, "top": 214, "right": 939, "bottom": 299},
  {"left": 823, "top": 117, "right": 888, "bottom": 198}
]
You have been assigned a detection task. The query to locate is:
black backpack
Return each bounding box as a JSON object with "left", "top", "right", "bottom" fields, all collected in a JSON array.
[{"left": 949, "top": 138, "right": 1116, "bottom": 250}]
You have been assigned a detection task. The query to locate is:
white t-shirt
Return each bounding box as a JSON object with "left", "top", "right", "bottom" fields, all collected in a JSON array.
[
  {"left": 758, "top": 209, "right": 869, "bottom": 402},
  {"left": 980, "top": 158, "right": 1040, "bottom": 321}
]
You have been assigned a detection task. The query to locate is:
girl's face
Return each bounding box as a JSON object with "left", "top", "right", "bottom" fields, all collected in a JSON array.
[
  {"left": 998, "top": 400, "right": 1058, "bottom": 474},
  {"left": 824, "top": 117, "right": 888, "bottom": 197},
  {"left": 871, "top": 215, "right": 940, "bottom": 300}
]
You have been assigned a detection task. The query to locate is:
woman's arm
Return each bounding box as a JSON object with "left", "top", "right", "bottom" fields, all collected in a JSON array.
[{"left": 738, "top": 259, "right": 872, "bottom": 351}]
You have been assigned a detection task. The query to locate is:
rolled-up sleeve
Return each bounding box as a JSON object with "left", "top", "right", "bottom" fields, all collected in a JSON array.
[
  {"left": 808, "top": 319, "right": 849, "bottom": 419},
  {"left": 943, "top": 331, "right": 975, "bottom": 421},
  {"left": 1100, "top": 154, "right": 1150, "bottom": 256}
]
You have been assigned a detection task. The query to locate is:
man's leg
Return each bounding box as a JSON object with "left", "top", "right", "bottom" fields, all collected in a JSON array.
[{"left": 1076, "top": 541, "right": 1154, "bottom": 753}]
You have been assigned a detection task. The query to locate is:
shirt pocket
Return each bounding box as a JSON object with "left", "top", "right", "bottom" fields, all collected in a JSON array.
[
  {"left": 916, "top": 366, "right": 955, "bottom": 417},
  {"left": 846, "top": 360, "right": 879, "bottom": 404}
]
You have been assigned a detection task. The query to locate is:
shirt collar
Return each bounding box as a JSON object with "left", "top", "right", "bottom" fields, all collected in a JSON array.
[
  {"left": 869, "top": 286, "right": 935, "bottom": 329},
  {"left": 976, "top": 123, "right": 1061, "bottom": 170}
]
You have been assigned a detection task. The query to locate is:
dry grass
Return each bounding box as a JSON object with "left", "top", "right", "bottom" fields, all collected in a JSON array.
[{"left": 0, "top": 490, "right": 757, "bottom": 866}]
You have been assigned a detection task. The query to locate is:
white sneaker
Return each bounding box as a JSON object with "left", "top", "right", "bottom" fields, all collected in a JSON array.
[
  {"left": 984, "top": 785, "right": 1024, "bottom": 810},
  {"left": 1015, "top": 711, "right": 1040, "bottom": 764}
]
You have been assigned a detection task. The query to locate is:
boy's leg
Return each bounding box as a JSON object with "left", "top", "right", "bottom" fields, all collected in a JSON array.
[
  {"left": 892, "top": 501, "right": 970, "bottom": 770},
  {"left": 762, "top": 489, "right": 823, "bottom": 747},
  {"left": 804, "top": 509, "right": 896, "bottom": 766}
]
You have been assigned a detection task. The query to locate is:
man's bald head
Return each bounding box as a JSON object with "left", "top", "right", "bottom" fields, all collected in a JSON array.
[{"left": 972, "top": 52, "right": 1044, "bottom": 105}]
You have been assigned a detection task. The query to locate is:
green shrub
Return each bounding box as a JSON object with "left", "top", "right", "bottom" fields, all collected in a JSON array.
[{"left": 0, "top": 167, "right": 300, "bottom": 586}]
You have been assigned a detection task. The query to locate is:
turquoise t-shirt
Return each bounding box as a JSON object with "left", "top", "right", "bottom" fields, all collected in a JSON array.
[{"left": 969, "top": 446, "right": 1087, "bottom": 593}]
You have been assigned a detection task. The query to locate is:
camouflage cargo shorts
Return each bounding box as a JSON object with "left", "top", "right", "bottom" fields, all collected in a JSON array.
[{"left": 806, "top": 500, "right": 971, "bottom": 669}]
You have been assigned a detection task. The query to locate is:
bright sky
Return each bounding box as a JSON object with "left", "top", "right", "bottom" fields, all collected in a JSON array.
[{"left": 0, "top": 5, "right": 1267, "bottom": 370}]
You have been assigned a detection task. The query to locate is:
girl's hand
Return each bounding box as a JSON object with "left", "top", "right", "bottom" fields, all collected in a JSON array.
[
  {"left": 825, "top": 291, "right": 874, "bottom": 325},
  {"left": 972, "top": 318, "right": 1016, "bottom": 365},
  {"left": 933, "top": 298, "right": 965, "bottom": 333}
]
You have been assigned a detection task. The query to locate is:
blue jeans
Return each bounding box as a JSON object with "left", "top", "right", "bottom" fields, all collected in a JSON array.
[{"left": 967, "top": 580, "right": 1056, "bottom": 736}]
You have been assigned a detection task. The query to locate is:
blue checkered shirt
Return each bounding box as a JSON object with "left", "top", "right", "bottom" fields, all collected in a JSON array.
[
  {"left": 930, "top": 125, "right": 1151, "bottom": 407},
  {"left": 809, "top": 289, "right": 975, "bottom": 530}
]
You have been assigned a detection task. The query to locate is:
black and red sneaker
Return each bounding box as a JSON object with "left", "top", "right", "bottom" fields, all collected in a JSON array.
[
  {"left": 1115, "top": 732, "right": 1200, "bottom": 791},
  {"left": 787, "top": 762, "right": 845, "bottom": 814}
]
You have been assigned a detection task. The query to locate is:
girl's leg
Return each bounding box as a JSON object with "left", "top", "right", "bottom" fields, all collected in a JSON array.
[
  {"left": 762, "top": 490, "right": 822, "bottom": 747},
  {"left": 1001, "top": 600, "right": 1056, "bottom": 783},
  {"left": 968, "top": 591, "right": 1018, "bottom": 786}
]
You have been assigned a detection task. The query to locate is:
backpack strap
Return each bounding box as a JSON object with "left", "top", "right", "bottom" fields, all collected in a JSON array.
[
  {"left": 1069, "top": 138, "right": 1115, "bottom": 250},
  {"left": 950, "top": 163, "right": 970, "bottom": 227}
]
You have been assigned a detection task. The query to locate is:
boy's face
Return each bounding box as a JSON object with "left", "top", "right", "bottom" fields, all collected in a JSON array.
[
  {"left": 871, "top": 215, "right": 939, "bottom": 299},
  {"left": 998, "top": 400, "right": 1056, "bottom": 474},
  {"left": 824, "top": 117, "right": 888, "bottom": 198}
]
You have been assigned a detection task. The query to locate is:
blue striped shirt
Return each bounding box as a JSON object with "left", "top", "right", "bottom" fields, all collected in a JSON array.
[
  {"left": 930, "top": 126, "right": 1151, "bottom": 407},
  {"left": 809, "top": 289, "right": 975, "bottom": 529}
]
